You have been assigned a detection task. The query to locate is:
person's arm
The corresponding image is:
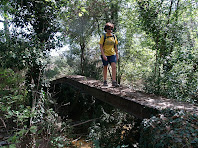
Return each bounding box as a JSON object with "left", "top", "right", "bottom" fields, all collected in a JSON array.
[{"left": 100, "top": 44, "right": 107, "bottom": 61}]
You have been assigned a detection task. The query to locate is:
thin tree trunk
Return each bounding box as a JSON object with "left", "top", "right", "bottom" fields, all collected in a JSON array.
[
  {"left": 117, "top": 52, "right": 121, "bottom": 84},
  {"left": 80, "top": 42, "right": 85, "bottom": 75}
]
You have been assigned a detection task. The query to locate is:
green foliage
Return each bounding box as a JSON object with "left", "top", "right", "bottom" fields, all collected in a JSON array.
[
  {"left": 0, "top": 1, "right": 73, "bottom": 147},
  {"left": 140, "top": 109, "right": 198, "bottom": 148},
  {"left": 0, "top": 68, "right": 27, "bottom": 143},
  {"left": 0, "top": 68, "right": 27, "bottom": 100},
  {"left": 145, "top": 47, "right": 198, "bottom": 102},
  {"left": 89, "top": 108, "right": 140, "bottom": 148},
  {"left": 82, "top": 57, "right": 103, "bottom": 80},
  {"left": 0, "top": 68, "right": 72, "bottom": 147},
  {"left": 0, "top": 68, "right": 25, "bottom": 94},
  {"left": 61, "top": 35, "right": 103, "bottom": 80},
  {"left": 136, "top": 0, "right": 198, "bottom": 103},
  {"left": 45, "top": 56, "right": 74, "bottom": 79},
  {"left": 51, "top": 136, "right": 72, "bottom": 148}
]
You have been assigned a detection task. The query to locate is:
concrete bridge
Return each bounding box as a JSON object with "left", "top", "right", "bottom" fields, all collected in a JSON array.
[{"left": 50, "top": 75, "right": 198, "bottom": 119}]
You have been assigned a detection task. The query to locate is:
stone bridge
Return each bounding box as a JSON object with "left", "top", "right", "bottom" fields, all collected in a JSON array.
[{"left": 50, "top": 75, "right": 198, "bottom": 119}]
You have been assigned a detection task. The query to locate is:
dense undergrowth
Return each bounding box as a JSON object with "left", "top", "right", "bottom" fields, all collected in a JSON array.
[
  {"left": 140, "top": 109, "right": 198, "bottom": 148},
  {"left": 0, "top": 68, "right": 73, "bottom": 147}
]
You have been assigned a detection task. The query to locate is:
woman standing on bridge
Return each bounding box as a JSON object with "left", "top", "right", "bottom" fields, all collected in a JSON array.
[{"left": 99, "top": 22, "right": 119, "bottom": 87}]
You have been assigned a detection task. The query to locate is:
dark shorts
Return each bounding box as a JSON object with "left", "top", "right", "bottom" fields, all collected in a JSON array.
[{"left": 101, "top": 55, "right": 116, "bottom": 66}]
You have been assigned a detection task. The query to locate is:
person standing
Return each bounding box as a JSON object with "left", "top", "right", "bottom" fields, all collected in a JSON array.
[{"left": 99, "top": 22, "right": 119, "bottom": 87}]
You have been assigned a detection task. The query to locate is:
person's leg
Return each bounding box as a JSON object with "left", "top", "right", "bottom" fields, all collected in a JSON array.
[
  {"left": 101, "top": 55, "right": 109, "bottom": 85},
  {"left": 111, "top": 62, "right": 116, "bottom": 82},
  {"left": 103, "top": 65, "right": 108, "bottom": 81},
  {"left": 109, "top": 55, "right": 119, "bottom": 87},
  {"left": 109, "top": 55, "right": 117, "bottom": 82}
]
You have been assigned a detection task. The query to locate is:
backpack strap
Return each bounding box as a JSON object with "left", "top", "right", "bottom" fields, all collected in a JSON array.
[
  {"left": 103, "top": 33, "right": 115, "bottom": 46},
  {"left": 103, "top": 33, "right": 106, "bottom": 46}
]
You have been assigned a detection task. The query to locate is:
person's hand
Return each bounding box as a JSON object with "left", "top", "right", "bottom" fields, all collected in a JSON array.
[
  {"left": 103, "top": 55, "right": 107, "bottom": 61},
  {"left": 116, "top": 54, "right": 119, "bottom": 61}
]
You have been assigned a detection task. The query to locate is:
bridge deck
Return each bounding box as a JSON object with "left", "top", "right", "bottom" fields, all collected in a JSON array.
[{"left": 50, "top": 75, "right": 198, "bottom": 119}]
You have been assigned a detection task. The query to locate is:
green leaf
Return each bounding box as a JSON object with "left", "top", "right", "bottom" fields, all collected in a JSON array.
[
  {"left": 8, "top": 144, "right": 16, "bottom": 148},
  {"left": 191, "top": 138, "right": 198, "bottom": 144},
  {"left": 79, "top": 13, "right": 83, "bottom": 17},
  {"left": 30, "top": 126, "right": 37, "bottom": 134},
  {"left": 81, "top": 7, "right": 86, "bottom": 13}
]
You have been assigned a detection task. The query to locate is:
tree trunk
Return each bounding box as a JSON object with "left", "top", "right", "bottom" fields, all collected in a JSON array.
[
  {"left": 80, "top": 42, "right": 85, "bottom": 75},
  {"left": 117, "top": 52, "right": 121, "bottom": 84}
]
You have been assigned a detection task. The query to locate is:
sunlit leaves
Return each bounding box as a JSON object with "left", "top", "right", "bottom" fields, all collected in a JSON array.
[{"left": 136, "top": 0, "right": 198, "bottom": 102}]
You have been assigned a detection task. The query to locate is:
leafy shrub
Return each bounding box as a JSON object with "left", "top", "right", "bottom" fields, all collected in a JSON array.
[
  {"left": 140, "top": 109, "right": 198, "bottom": 148},
  {"left": 0, "top": 68, "right": 72, "bottom": 147},
  {"left": 144, "top": 48, "right": 198, "bottom": 104},
  {"left": 89, "top": 108, "right": 140, "bottom": 148}
]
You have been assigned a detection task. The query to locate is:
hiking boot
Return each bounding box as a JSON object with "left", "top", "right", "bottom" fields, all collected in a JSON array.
[
  {"left": 112, "top": 81, "right": 119, "bottom": 87},
  {"left": 103, "top": 80, "right": 108, "bottom": 86}
]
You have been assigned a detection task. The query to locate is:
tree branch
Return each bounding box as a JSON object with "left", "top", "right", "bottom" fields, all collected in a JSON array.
[{"left": 71, "top": 118, "right": 100, "bottom": 127}]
